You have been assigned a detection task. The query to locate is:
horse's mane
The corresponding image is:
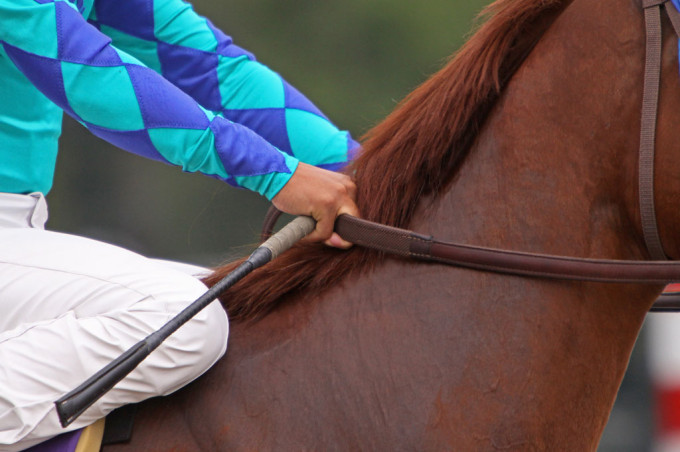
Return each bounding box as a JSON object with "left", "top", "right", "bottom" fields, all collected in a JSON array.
[{"left": 203, "top": 0, "right": 572, "bottom": 323}]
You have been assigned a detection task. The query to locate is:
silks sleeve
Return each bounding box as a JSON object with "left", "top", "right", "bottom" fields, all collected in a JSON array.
[
  {"left": 0, "top": 0, "right": 300, "bottom": 200},
  {"left": 89, "top": 0, "right": 360, "bottom": 171}
]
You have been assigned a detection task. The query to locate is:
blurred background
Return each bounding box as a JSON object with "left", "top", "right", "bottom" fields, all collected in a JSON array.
[{"left": 45, "top": 0, "right": 663, "bottom": 449}]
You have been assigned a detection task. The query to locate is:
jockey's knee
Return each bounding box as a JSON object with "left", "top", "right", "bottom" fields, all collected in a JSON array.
[
  {"left": 139, "top": 275, "right": 229, "bottom": 395},
  {"left": 184, "top": 297, "right": 229, "bottom": 373}
]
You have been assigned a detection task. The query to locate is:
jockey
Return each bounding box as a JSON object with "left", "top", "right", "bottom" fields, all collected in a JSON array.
[{"left": 0, "top": 0, "right": 359, "bottom": 450}]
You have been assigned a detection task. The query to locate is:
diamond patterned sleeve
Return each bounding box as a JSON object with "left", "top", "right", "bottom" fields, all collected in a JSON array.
[
  {"left": 0, "top": 0, "right": 298, "bottom": 200},
  {"left": 91, "top": 0, "right": 360, "bottom": 172}
]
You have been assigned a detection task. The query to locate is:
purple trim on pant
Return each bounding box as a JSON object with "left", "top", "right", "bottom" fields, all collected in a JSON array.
[{"left": 24, "top": 429, "right": 82, "bottom": 452}]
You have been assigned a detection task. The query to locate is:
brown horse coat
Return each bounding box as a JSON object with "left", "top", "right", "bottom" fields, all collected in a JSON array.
[{"left": 106, "top": 0, "right": 680, "bottom": 449}]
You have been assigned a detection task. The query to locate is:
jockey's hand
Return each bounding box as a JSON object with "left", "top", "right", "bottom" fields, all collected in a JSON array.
[{"left": 272, "top": 162, "right": 359, "bottom": 249}]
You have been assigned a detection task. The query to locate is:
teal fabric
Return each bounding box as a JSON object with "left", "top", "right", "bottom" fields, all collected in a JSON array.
[
  {"left": 216, "top": 57, "right": 286, "bottom": 110},
  {"left": 153, "top": 0, "right": 217, "bottom": 51},
  {"left": 1, "top": 2, "right": 59, "bottom": 58},
  {"left": 0, "top": 46, "right": 61, "bottom": 194},
  {"left": 285, "top": 109, "right": 351, "bottom": 166},
  {"left": 147, "top": 125, "right": 231, "bottom": 174},
  {"left": 92, "top": 0, "right": 358, "bottom": 171},
  {"left": 61, "top": 61, "right": 147, "bottom": 131},
  {"left": 233, "top": 153, "right": 300, "bottom": 200},
  {"left": 99, "top": 25, "right": 162, "bottom": 72}
]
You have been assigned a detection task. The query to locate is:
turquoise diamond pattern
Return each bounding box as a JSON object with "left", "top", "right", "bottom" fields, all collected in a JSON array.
[
  {"left": 61, "top": 61, "right": 146, "bottom": 131},
  {"left": 0, "top": 0, "right": 358, "bottom": 199}
]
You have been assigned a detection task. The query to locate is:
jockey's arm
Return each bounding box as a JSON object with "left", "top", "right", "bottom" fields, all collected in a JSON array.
[
  {"left": 0, "top": 0, "right": 358, "bottom": 245},
  {"left": 89, "top": 0, "right": 361, "bottom": 172}
]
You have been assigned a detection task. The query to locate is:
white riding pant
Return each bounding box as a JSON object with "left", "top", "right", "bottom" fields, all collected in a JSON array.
[{"left": 0, "top": 193, "right": 229, "bottom": 451}]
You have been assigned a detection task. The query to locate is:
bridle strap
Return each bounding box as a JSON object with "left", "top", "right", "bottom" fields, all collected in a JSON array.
[
  {"left": 639, "top": 0, "right": 680, "bottom": 259},
  {"left": 334, "top": 214, "right": 680, "bottom": 284},
  {"left": 640, "top": 0, "right": 667, "bottom": 259},
  {"left": 260, "top": 204, "right": 283, "bottom": 242},
  {"left": 644, "top": 0, "right": 680, "bottom": 32}
]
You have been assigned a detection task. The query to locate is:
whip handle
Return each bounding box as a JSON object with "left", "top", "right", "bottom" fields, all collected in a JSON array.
[{"left": 260, "top": 216, "right": 315, "bottom": 259}]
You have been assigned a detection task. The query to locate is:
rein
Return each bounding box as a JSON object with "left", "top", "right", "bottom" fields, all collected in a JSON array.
[
  {"left": 261, "top": 1, "right": 680, "bottom": 285},
  {"left": 334, "top": 215, "right": 680, "bottom": 284},
  {"left": 262, "top": 209, "right": 680, "bottom": 284}
]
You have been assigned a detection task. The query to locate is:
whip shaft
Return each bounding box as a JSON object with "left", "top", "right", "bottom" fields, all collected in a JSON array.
[{"left": 55, "top": 216, "right": 315, "bottom": 427}]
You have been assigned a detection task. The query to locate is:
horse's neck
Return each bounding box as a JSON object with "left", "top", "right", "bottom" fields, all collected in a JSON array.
[
  {"left": 403, "top": 0, "right": 661, "bottom": 445},
  {"left": 122, "top": 1, "right": 678, "bottom": 449},
  {"left": 415, "top": 0, "right": 663, "bottom": 286},
  {"left": 418, "top": 0, "right": 644, "bottom": 256}
]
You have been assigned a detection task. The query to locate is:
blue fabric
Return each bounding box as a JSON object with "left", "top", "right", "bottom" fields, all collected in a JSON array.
[
  {"left": 2, "top": 42, "right": 78, "bottom": 119},
  {"left": 209, "top": 118, "right": 291, "bottom": 178},
  {"left": 222, "top": 108, "right": 293, "bottom": 155},
  {"left": 93, "top": 0, "right": 155, "bottom": 40},
  {"left": 157, "top": 41, "right": 223, "bottom": 111},
  {"left": 57, "top": 2, "right": 122, "bottom": 66},
  {"left": 124, "top": 64, "right": 211, "bottom": 129},
  {"left": 93, "top": 0, "right": 358, "bottom": 168},
  {"left": 68, "top": 0, "right": 85, "bottom": 14},
  {"left": 88, "top": 125, "right": 166, "bottom": 162}
]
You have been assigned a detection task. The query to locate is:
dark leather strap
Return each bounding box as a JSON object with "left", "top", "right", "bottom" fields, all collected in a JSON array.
[
  {"left": 639, "top": 0, "right": 668, "bottom": 259},
  {"left": 102, "top": 404, "right": 136, "bottom": 445},
  {"left": 334, "top": 214, "right": 680, "bottom": 284},
  {"left": 260, "top": 204, "right": 283, "bottom": 242}
]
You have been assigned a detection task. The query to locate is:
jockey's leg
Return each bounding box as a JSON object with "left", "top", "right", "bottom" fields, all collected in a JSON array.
[{"left": 0, "top": 193, "right": 229, "bottom": 451}]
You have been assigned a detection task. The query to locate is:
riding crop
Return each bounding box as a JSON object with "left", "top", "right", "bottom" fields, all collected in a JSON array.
[{"left": 55, "top": 216, "right": 316, "bottom": 428}]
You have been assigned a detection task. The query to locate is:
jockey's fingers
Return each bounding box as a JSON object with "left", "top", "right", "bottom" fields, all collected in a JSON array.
[
  {"left": 307, "top": 193, "right": 348, "bottom": 241},
  {"left": 305, "top": 188, "right": 356, "bottom": 245},
  {"left": 320, "top": 189, "right": 360, "bottom": 249},
  {"left": 271, "top": 162, "right": 360, "bottom": 248},
  {"left": 309, "top": 215, "right": 334, "bottom": 244}
]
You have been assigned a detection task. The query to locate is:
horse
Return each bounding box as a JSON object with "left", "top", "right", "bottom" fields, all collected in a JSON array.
[{"left": 104, "top": 0, "right": 680, "bottom": 449}]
